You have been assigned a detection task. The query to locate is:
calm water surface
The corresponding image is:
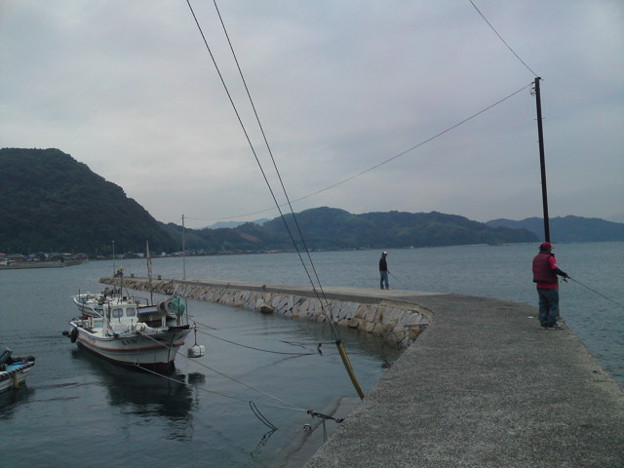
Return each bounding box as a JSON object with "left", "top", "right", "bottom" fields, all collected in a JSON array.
[{"left": 1, "top": 242, "right": 622, "bottom": 467}]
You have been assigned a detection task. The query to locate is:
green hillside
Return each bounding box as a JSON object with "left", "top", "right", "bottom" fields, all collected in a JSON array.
[
  {"left": 487, "top": 216, "right": 624, "bottom": 243},
  {"left": 258, "top": 207, "right": 537, "bottom": 250},
  {"left": 0, "top": 148, "right": 178, "bottom": 255},
  {"left": 2, "top": 148, "right": 542, "bottom": 256}
]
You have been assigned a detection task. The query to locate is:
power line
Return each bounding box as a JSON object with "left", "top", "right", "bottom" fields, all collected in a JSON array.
[
  {"left": 186, "top": 82, "right": 533, "bottom": 224},
  {"left": 210, "top": 0, "right": 336, "bottom": 327},
  {"left": 186, "top": 0, "right": 364, "bottom": 398},
  {"left": 469, "top": 0, "right": 538, "bottom": 77}
]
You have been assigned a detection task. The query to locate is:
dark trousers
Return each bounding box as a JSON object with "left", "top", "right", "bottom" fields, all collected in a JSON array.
[{"left": 537, "top": 288, "right": 559, "bottom": 327}]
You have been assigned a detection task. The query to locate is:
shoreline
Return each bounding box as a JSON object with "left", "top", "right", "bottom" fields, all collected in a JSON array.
[{"left": 0, "top": 259, "right": 86, "bottom": 270}]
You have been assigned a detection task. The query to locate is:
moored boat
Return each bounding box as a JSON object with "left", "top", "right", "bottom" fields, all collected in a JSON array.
[
  {"left": 72, "top": 286, "right": 152, "bottom": 318},
  {"left": 67, "top": 295, "right": 191, "bottom": 374},
  {"left": 0, "top": 347, "right": 35, "bottom": 393},
  {"left": 72, "top": 291, "right": 107, "bottom": 316}
]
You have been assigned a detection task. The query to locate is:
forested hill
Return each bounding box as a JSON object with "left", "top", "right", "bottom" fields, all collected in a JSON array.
[
  {"left": 487, "top": 217, "right": 624, "bottom": 243},
  {"left": 0, "top": 148, "right": 177, "bottom": 255},
  {"left": 0, "top": 147, "right": 556, "bottom": 256},
  {"left": 162, "top": 207, "right": 538, "bottom": 253}
]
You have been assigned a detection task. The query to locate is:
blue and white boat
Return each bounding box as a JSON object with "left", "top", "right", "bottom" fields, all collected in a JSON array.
[{"left": 0, "top": 347, "right": 35, "bottom": 393}]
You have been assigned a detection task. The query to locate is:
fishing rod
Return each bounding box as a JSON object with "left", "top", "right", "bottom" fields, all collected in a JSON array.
[
  {"left": 567, "top": 277, "right": 624, "bottom": 310},
  {"left": 388, "top": 271, "right": 409, "bottom": 289}
]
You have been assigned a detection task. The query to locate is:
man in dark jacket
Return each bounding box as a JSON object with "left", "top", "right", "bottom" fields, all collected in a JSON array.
[
  {"left": 532, "top": 242, "right": 569, "bottom": 329},
  {"left": 379, "top": 251, "right": 389, "bottom": 289}
]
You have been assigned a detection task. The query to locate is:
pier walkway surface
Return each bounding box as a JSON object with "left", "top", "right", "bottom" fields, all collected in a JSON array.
[
  {"left": 297, "top": 288, "right": 624, "bottom": 468},
  {"left": 110, "top": 277, "right": 624, "bottom": 466}
]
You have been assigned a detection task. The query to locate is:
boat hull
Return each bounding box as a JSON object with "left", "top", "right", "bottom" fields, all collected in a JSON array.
[
  {"left": 0, "top": 361, "right": 35, "bottom": 393},
  {"left": 71, "top": 324, "right": 190, "bottom": 374}
]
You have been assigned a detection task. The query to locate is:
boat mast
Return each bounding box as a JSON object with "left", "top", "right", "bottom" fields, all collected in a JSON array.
[
  {"left": 146, "top": 241, "right": 154, "bottom": 305},
  {"left": 533, "top": 77, "right": 550, "bottom": 242}
]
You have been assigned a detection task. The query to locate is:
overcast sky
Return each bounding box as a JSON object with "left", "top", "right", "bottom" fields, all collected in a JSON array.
[{"left": 1, "top": 1, "right": 622, "bottom": 229}]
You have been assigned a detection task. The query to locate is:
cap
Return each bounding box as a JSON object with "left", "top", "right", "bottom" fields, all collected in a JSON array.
[
  {"left": 382, "top": 251, "right": 387, "bottom": 255},
  {"left": 540, "top": 242, "right": 553, "bottom": 251}
]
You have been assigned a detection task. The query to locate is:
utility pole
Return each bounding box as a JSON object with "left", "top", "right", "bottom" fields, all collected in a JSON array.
[
  {"left": 182, "top": 214, "right": 186, "bottom": 280},
  {"left": 534, "top": 77, "right": 550, "bottom": 242}
]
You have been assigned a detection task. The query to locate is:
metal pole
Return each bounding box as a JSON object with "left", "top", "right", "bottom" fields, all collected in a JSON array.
[
  {"left": 534, "top": 77, "right": 550, "bottom": 242},
  {"left": 182, "top": 214, "right": 187, "bottom": 280},
  {"left": 146, "top": 241, "right": 153, "bottom": 305}
]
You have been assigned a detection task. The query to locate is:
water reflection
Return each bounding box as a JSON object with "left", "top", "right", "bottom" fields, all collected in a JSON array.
[
  {"left": 0, "top": 385, "right": 34, "bottom": 418},
  {"left": 73, "top": 349, "right": 201, "bottom": 441}
]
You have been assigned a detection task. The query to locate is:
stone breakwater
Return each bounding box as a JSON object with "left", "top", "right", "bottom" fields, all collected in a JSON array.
[{"left": 101, "top": 277, "right": 432, "bottom": 348}]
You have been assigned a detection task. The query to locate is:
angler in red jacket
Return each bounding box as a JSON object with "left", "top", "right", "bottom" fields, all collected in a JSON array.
[{"left": 532, "top": 242, "right": 570, "bottom": 329}]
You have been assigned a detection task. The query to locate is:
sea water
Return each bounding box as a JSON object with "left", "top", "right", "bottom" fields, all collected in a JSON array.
[{"left": 0, "top": 242, "right": 622, "bottom": 467}]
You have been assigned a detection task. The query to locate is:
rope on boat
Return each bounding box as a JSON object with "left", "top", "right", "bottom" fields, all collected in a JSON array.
[
  {"left": 135, "top": 316, "right": 319, "bottom": 357},
  {"left": 306, "top": 409, "right": 344, "bottom": 424},
  {"left": 136, "top": 321, "right": 348, "bottom": 434},
  {"left": 191, "top": 322, "right": 319, "bottom": 356},
  {"left": 249, "top": 401, "right": 278, "bottom": 431},
  {"left": 138, "top": 364, "right": 249, "bottom": 404},
  {"left": 141, "top": 363, "right": 345, "bottom": 433},
  {"left": 138, "top": 329, "right": 305, "bottom": 412}
]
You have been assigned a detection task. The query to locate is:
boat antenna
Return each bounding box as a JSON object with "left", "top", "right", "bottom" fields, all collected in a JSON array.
[{"left": 112, "top": 240, "right": 115, "bottom": 276}]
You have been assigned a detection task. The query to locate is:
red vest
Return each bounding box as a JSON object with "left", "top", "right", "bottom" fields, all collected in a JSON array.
[{"left": 532, "top": 253, "right": 557, "bottom": 285}]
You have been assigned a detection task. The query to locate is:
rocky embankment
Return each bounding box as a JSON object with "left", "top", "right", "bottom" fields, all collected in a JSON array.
[{"left": 102, "top": 277, "right": 432, "bottom": 347}]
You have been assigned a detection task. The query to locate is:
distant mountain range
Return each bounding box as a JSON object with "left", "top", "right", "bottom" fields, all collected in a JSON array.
[
  {"left": 1, "top": 148, "right": 622, "bottom": 256},
  {"left": 159, "top": 207, "right": 538, "bottom": 254},
  {"left": 206, "top": 219, "right": 269, "bottom": 229},
  {"left": 486, "top": 217, "right": 624, "bottom": 243}
]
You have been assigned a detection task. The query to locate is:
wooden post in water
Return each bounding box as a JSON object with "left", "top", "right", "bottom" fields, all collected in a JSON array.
[{"left": 534, "top": 77, "right": 550, "bottom": 242}]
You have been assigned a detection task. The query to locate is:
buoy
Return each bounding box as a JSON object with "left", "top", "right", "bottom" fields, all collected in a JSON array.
[
  {"left": 70, "top": 327, "right": 78, "bottom": 343},
  {"left": 187, "top": 344, "right": 205, "bottom": 358}
]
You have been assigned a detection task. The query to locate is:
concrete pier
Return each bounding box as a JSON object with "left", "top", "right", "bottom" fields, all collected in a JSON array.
[{"left": 104, "top": 277, "right": 624, "bottom": 467}]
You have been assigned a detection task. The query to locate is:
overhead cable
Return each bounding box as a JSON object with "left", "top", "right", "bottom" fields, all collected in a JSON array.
[
  {"left": 209, "top": 0, "right": 337, "bottom": 328},
  {"left": 469, "top": 0, "right": 538, "bottom": 77},
  {"left": 186, "top": 0, "right": 335, "bottom": 327},
  {"left": 186, "top": 0, "right": 364, "bottom": 399},
  {"left": 186, "top": 82, "right": 533, "bottom": 224}
]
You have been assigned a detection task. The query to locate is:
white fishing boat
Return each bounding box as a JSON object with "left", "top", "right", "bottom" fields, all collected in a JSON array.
[
  {"left": 0, "top": 346, "right": 35, "bottom": 393},
  {"left": 68, "top": 294, "right": 191, "bottom": 374},
  {"left": 72, "top": 291, "right": 107, "bottom": 316},
  {"left": 72, "top": 286, "right": 151, "bottom": 318},
  {"left": 67, "top": 242, "right": 202, "bottom": 373}
]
